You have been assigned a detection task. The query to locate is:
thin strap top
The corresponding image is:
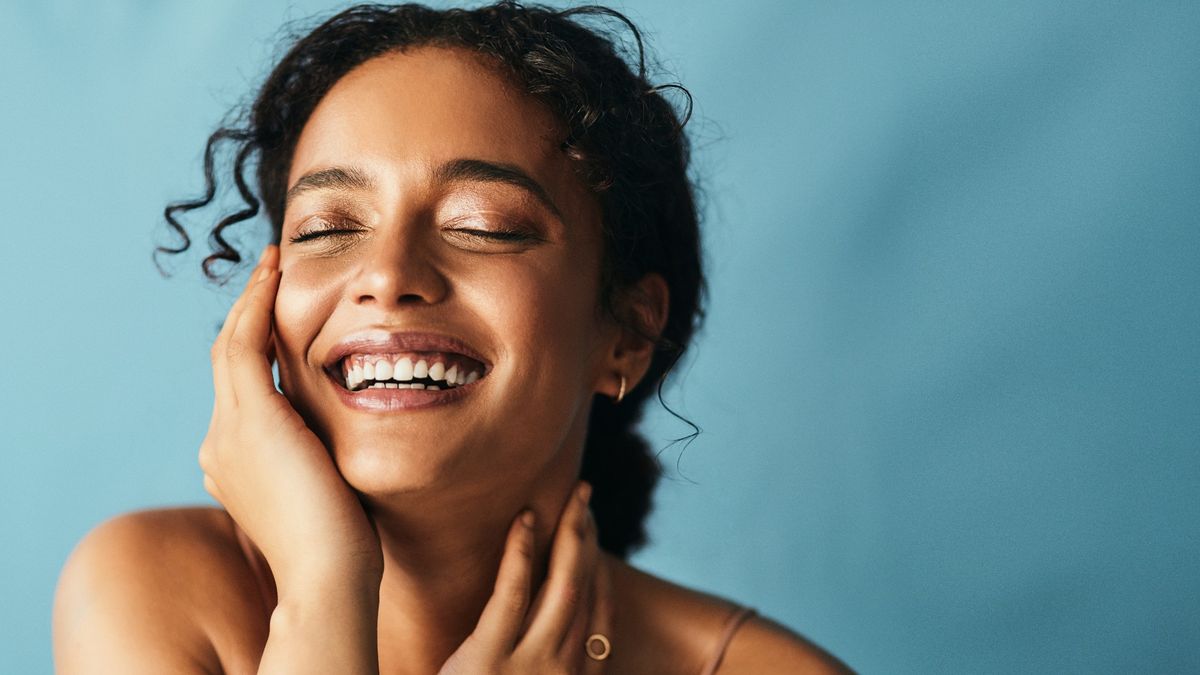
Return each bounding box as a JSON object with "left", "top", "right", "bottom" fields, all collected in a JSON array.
[{"left": 699, "top": 605, "right": 757, "bottom": 675}]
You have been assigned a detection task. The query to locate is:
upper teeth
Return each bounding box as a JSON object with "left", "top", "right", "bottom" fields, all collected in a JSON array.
[{"left": 340, "top": 353, "right": 484, "bottom": 392}]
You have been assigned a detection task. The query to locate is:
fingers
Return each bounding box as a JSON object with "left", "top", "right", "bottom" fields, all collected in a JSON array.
[
  {"left": 582, "top": 549, "right": 614, "bottom": 673},
  {"left": 471, "top": 510, "right": 537, "bottom": 652},
  {"left": 212, "top": 246, "right": 276, "bottom": 405},
  {"left": 211, "top": 245, "right": 280, "bottom": 408},
  {"left": 559, "top": 528, "right": 595, "bottom": 664},
  {"left": 203, "top": 245, "right": 279, "bottom": 491},
  {"left": 521, "top": 482, "right": 597, "bottom": 652},
  {"left": 227, "top": 267, "right": 282, "bottom": 404}
]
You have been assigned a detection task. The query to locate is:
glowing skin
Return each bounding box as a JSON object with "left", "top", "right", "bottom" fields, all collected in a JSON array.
[
  {"left": 275, "top": 49, "right": 614, "bottom": 503},
  {"left": 273, "top": 46, "right": 629, "bottom": 671}
]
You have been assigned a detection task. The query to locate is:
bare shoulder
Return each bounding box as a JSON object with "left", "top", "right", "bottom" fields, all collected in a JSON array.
[
  {"left": 53, "top": 506, "right": 267, "bottom": 675},
  {"left": 717, "top": 612, "right": 854, "bottom": 674},
  {"left": 606, "top": 555, "right": 852, "bottom": 674}
]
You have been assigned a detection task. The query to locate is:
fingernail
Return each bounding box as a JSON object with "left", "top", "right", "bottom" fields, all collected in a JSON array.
[
  {"left": 521, "top": 510, "right": 536, "bottom": 528},
  {"left": 255, "top": 267, "right": 271, "bottom": 282},
  {"left": 578, "top": 482, "right": 593, "bottom": 504}
]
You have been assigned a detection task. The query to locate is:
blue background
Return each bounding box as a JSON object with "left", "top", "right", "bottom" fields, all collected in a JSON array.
[{"left": 2, "top": 2, "right": 1197, "bottom": 672}]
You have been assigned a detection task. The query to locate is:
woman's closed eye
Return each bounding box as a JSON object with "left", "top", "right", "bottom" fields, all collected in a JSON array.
[
  {"left": 445, "top": 227, "right": 541, "bottom": 242},
  {"left": 441, "top": 216, "right": 547, "bottom": 252},
  {"left": 289, "top": 227, "right": 365, "bottom": 244},
  {"left": 288, "top": 213, "right": 368, "bottom": 243},
  {"left": 287, "top": 220, "right": 368, "bottom": 257}
]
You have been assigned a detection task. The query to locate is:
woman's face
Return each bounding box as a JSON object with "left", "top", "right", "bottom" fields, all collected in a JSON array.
[{"left": 273, "top": 46, "right": 615, "bottom": 499}]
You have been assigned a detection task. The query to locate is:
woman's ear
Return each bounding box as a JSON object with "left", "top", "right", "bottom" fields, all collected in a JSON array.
[{"left": 602, "top": 273, "right": 669, "bottom": 399}]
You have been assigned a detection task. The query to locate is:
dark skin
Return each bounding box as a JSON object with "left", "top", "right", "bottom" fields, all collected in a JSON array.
[{"left": 52, "top": 46, "right": 853, "bottom": 674}]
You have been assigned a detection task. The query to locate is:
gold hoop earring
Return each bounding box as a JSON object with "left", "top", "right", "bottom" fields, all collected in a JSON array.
[{"left": 615, "top": 375, "right": 626, "bottom": 403}]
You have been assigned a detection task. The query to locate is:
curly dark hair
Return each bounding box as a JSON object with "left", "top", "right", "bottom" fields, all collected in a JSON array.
[{"left": 160, "top": 1, "right": 705, "bottom": 559}]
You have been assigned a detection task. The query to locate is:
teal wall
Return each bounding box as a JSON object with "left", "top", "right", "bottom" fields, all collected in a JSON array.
[{"left": 2, "top": 2, "right": 1197, "bottom": 672}]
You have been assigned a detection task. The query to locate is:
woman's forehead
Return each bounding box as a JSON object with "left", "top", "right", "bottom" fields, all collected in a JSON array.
[{"left": 287, "top": 46, "right": 585, "bottom": 211}]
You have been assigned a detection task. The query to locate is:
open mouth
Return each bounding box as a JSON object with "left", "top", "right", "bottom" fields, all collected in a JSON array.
[{"left": 329, "top": 352, "right": 488, "bottom": 392}]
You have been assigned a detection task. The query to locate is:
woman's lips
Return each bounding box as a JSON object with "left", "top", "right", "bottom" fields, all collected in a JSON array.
[{"left": 321, "top": 330, "right": 492, "bottom": 412}]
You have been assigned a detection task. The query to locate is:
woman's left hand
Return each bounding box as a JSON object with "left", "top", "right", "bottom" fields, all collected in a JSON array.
[{"left": 438, "top": 481, "right": 614, "bottom": 675}]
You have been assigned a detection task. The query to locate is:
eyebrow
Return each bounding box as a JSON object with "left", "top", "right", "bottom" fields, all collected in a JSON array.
[
  {"left": 285, "top": 159, "right": 564, "bottom": 220},
  {"left": 285, "top": 166, "right": 375, "bottom": 206},
  {"left": 434, "top": 158, "right": 564, "bottom": 220}
]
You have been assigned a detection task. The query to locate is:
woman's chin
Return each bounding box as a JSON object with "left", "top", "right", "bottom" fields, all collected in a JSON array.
[{"left": 328, "top": 436, "right": 462, "bottom": 497}]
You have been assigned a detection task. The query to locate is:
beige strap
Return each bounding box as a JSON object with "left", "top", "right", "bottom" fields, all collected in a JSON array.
[{"left": 699, "top": 606, "right": 757, "bottom": 675}]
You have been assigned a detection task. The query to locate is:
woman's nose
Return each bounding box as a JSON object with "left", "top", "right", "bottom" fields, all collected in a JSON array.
[{"left": 346, "top": 230, "right": 449, "bottom": 308}]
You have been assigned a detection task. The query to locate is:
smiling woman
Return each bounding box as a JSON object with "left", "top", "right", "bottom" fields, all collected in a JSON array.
[{"left": 51, "top": 3, "right": 849, "bottom": 674}]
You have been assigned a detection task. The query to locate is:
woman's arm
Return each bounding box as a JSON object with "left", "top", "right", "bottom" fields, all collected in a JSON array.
[{"left": 259, "top": 568, "right": 381, "bottom": 675}]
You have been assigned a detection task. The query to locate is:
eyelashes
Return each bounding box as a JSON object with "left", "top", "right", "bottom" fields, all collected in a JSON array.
[
  {"left": 287, "top": 222, "right": 544, "bottom": 250},
  {"left": 446, "top": 227, "right": 541, "bottom": 243},
  {"left": 289, "top": 227, "right": 362, "bottom": 244}
]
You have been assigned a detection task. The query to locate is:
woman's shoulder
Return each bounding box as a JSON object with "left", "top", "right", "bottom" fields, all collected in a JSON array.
[
  {"left": 606, "top": 554, "right": 853, "bottom": 674},
  {"left": 53, "top": 506, "right": 267, "bottom": 674}
]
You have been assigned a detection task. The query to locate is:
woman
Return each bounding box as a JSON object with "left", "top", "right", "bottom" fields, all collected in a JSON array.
[{"left": 53, "top": 3, "right": 850, "bottom": 673}]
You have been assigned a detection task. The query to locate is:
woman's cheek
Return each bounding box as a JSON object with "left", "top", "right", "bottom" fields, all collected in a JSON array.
[
  {"left": 274, "top": 279, "right": 310, "bottom": 337},
  {"left": 272, "top": 268, "right": 338, "bottom": 381},
  {"left": 274, "top": 263, "right": 341, "bottom": 334}
]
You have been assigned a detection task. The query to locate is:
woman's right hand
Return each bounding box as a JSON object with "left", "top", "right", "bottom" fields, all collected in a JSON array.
[
  {"left": 199, "top": 244, "right": 383, "bottom": 592},
  {"left": 438, "top": 482, "right": 614, "bottom": 675}
]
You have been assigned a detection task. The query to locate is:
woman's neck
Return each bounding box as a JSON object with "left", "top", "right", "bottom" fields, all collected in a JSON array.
[{"left": 362, "top": 470, "right": 576, "bottom": 673}]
